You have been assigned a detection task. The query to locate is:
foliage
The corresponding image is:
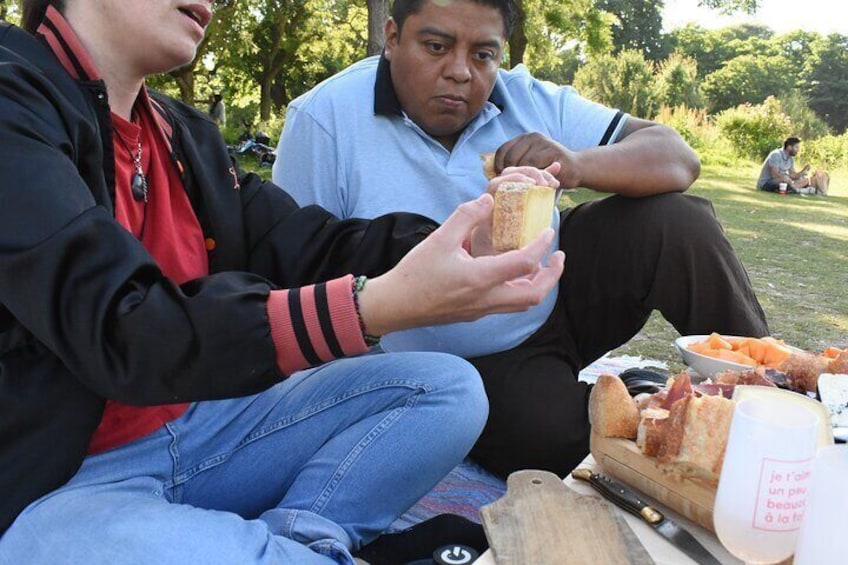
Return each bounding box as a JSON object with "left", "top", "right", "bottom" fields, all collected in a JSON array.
[
  {"left": 801, "top": 34, "right": 848, "bottom": 134},
  {"left": 803, "top": 133, "right": 848, "bottom": 171},
  {"left": 715, "top": 96, "right": 791, "bottom": 161},
  {"left": 654, "top": 105, "right": 736, "bottom": 166},
  {"left": 517, "top": 0, "right": 614, "bottom": 75},
  {"left": 773, "top": 30, "right": 820, "bottom": 74},
  {"left": 702, "top": 54, "right": 792, "bottom": 113},
  {"left": 697, "top": 0, "right": 759, "bottom": 14},
  {"left": 655, "top": 53, "right": 703, "bottom": 109},
  {"left": 777, "top": 91, "right": 831, "bottom": 142},
  {"left": 668, "top": 23, "right": 773, "bottom": 79},
  {"left": 596, "top": 0, "right": 668, "bottom": 61},
  {"left": 1, "top": 1, "right": 20, "bottom": 24},
  {"left": 573, "top": 49, "right": 657, "bottom": 118}
]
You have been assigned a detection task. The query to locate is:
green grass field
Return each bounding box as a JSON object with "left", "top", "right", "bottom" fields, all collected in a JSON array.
[
  {"left": 562, "top": 164, "right": 848, "bottom": 370},
  {"left": 243, "top": 155, "right": 847, "bottom": 370}
]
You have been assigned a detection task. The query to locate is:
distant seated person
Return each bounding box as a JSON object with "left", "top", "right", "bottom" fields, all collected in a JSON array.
[
  {"left": 757, "top": 137, "right": 811, "bottom": 194},
  {"left": 209, "top": 93, "right": 226, "bottom": 127}
]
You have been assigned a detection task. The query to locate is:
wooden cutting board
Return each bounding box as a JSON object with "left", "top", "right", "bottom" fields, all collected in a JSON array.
[
  {"left": 590, "top": 432, "right": 717, "bottom": 533},
  {"left": 480, "top": 469, "right": 654, "bottom": 565}
]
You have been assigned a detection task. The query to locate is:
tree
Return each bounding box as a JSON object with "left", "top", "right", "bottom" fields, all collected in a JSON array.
[
  {"left": 573, "top": 49, "right": 658, "bottom": 118},
  {"left": 656, "top": 53, "right": 702, "bottom": 108},
  {"left": 669, "top": 23, "right": 773, "bottom": 78},
  {"left": 2, "top": 0, "right": 21, "bottom": 25},
  {"left": 702, "top": 54, "right": 792, "bottom": 113},
  {"left": 697, "top": 0, "right": 759, "bottom": 13},
  {"left": 596, "top": 0, "right": 668, "bottom": 61},
  {"left": 247, "top": 0, "right": 316, "bottom": 120},
  {"left": 509, "top": 0, "right": 612, "bottom": 68},
  {"left": 772, "top": 30, "right": 819, "bottom": 74},
  {"left": 366, "top": 0, "right": 389, "bottom": 56},
  {"left": 802, "top": 34, "right": 848, "bottom": 133}
]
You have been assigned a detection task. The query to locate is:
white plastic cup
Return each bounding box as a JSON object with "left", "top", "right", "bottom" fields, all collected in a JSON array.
[
  {"left": 779, "top": 182, "right": 788, "bottom": 194},
  {"left": 713, "top": 397, "right": 819, "bottom": 564},
  {"left": 794, "top": 445, "right": 848, "bottom": 564}
]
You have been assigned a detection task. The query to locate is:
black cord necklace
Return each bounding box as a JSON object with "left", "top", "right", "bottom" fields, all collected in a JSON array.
[{"left": 115, "top": 130, "right": 149, "bottom": 203}]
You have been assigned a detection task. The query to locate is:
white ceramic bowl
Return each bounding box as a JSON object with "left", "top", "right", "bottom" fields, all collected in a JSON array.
[{"left": 674, "top": 335, "right": 758, "bottom": 378}]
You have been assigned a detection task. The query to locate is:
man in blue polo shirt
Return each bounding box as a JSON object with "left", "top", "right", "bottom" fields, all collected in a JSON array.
[{"left": 273, "top": 0, "right": 769, "bottom": 477}]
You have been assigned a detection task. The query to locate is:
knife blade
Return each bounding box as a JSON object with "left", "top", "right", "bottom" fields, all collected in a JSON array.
[{"left": 571, "top": 468, "right": 721, "bottom": 565}]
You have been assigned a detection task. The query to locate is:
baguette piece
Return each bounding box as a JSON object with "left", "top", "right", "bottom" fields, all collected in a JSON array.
[
  {"left": 588, "top": 374, "right": 639, "bottom": 439},
  {"left": 492, "top": 182, "right": 556, "bottom": 251},
  {"left": 656, "top": 394, "right": 734, "bottom": 484},
  {"left": 636, "top": 407, "right": 670, "bottom": 457}
]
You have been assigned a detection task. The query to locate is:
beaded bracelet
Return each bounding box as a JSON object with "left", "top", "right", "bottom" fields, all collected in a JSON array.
[{"left": 352, "top": 275, "right": 382, "bottom": 346}]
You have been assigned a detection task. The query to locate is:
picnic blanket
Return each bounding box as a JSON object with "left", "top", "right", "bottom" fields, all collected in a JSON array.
[{"left": 390, "top": 354, "right": 668, "bottom": 531}]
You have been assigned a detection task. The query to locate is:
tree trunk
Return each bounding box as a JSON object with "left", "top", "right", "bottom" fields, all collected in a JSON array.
[
  {"left": 367, "top": 0, "right": 390, "bottom": 56},
  {"left": 508, "top": 0, "right": 527, "bottom": 68},
  {"left": 172, "top": 68, "right": 195, "bottom": 106},
  {"left": 260, "top": 75, "right": 273, "bottom": 121}
]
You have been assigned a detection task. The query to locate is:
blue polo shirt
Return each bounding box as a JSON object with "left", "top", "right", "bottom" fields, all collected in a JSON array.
[{"left": 274, "top": 56, "right": 627, "bottom": 358}]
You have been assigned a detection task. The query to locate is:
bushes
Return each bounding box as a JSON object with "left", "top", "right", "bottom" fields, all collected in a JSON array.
[
  {"left": 804, "top": 133, "right": 848, "bottom": 170},
  {"left": 654, "top": 105, "right": 736, "bottom": 166},
  {"left": 715, "top": 97, "right": 791, "bottom": 161},
  {"left": 573, "top": 50, "right": 658, "bottom": 118}
]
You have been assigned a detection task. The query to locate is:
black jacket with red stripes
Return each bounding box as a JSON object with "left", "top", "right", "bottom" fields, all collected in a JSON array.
[{"left": 0, "top": 20, "right": 437, "bottom": 533}]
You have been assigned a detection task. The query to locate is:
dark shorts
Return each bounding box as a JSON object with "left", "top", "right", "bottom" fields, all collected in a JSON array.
[{"left": 759, "top": 179, "right": 782, "bottom": 192}]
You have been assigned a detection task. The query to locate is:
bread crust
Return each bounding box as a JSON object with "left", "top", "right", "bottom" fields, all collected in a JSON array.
[
  {"left": 656, "top": 394, "right": 734, "bottom": 484},
  {"left": 588, "top": 374, "right": 639, "bottom": 439}
]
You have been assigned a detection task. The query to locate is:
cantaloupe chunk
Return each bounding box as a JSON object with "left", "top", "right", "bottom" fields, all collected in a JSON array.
[
  {"left": 823, "top": 347, "right": 844, "bottom": 359},
  {"left": 706, "top": 332, "right": 733, "bottom": 351}
]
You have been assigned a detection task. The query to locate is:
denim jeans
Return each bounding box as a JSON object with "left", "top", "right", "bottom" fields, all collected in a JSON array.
[{"left": 0, "top": 352, "right": 487, "bottom": 564}]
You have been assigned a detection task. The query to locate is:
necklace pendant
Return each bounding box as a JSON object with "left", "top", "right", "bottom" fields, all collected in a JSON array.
[{"left": 131, "top": 170, "right": 148, "bottom": 202}]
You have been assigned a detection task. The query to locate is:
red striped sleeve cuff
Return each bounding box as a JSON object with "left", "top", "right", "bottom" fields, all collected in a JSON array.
[{"left": 267, "top": 275, "right": 368, "bottom": 375}]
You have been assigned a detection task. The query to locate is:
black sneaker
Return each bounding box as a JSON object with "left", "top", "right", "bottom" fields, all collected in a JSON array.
[
  {"left": 355, "top": 514, "right": 488, "bottom": 565},
  {"left": 618, "top": 368, "right": 669, "bottom": 397}
]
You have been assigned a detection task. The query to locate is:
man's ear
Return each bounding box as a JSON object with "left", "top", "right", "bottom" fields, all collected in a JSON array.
[{"left": 383, "top": 18, "right": 399, "bottom": 60}]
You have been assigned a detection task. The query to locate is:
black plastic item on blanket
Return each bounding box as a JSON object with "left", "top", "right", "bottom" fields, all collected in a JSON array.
[
  {"left": 618, "top": 367, "right": 669, "bottom": 397},
  {"left": 354, "top": 513, "right": 488, "bottom": 565}
]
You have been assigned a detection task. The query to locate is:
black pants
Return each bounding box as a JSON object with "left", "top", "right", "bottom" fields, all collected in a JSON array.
[{"left": 468, "top": 192, "right": 769, "bottom": 478}]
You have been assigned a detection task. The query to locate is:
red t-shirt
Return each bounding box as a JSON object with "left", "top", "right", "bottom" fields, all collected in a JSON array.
[
  {"left": 35, "top": 6, "right": 370, "bottom": 457},
  {"left": 87, "top": 93, "right": 208, "bottom": 454}
]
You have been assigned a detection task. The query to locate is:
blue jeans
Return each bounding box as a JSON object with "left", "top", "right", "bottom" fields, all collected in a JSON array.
[{"left": 0, "top": 352, "right": 487, "bottom": 564}]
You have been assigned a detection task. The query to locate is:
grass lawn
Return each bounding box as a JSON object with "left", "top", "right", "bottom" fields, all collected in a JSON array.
[
  {"left": 561, "top": 163, "right": 848, "bottom": 371},
  {"left": 243, "top": 155, "right": 847, "bottom": 371}
]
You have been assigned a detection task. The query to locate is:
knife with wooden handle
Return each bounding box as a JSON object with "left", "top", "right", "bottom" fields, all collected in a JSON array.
[{"left": 572, "top": 468, "right": 722, "bottom": 565}]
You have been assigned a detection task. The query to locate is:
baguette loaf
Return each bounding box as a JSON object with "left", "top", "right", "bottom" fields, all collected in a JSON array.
[{"left": 656, "top": 394, "right": 734, "bottom": 484}]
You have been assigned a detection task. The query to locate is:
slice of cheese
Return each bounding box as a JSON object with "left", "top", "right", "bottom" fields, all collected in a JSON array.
[
  {"left": 492, "top": 182, "right": 556, "bottom": 251},
  {"left": 731, "top": 385, "right": 834, "bottom": 447}
]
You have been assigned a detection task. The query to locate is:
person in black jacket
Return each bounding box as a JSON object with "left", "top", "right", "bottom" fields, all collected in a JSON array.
[{"left": 0, "top": 1, "right": 563, "bottom": 563}]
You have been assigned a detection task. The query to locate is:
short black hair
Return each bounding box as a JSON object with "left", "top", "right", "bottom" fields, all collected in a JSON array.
[
  {"left": 784, "top": 137, "right": 801, "bottom": 149},
  {"left": 391, "top": 0, "right": 516, "bottom": 38}
]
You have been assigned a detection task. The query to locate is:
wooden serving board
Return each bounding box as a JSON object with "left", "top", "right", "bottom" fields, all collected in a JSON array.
[
  {"left": 590, "top": 432, "right": 717, "bottom": 533},
  {"left": 481, "top": 470, "right": 654, "bottom": 565}
]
